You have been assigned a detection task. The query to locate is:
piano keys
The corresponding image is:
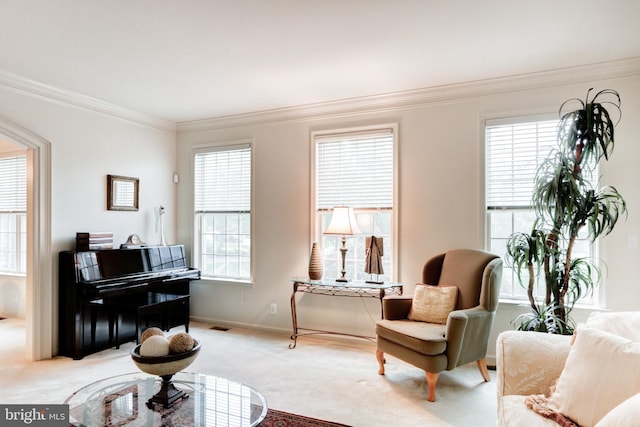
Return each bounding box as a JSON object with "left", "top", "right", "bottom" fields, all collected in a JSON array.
[{"left": 59, "top": 244, "right": 200, "bottom": 359}]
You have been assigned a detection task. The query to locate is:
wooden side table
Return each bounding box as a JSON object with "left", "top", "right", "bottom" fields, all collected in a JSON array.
[{"left": 289, "top": 277, "right": 403, "bottom": 348}]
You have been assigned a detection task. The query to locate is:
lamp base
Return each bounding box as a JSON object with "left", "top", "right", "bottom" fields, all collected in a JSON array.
[{"left": 335, "top": 277, "right": 348, "bottom": 283}]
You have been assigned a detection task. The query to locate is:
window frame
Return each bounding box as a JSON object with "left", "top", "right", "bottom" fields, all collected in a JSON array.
[
  {"left": 483, "top": 113, "right": 601, "bottom": 307},
  {"left": 0, "top": 152, "right": 27, "bottom": 276},
  {"left": 310, "top": 124, "right": 399, "bottom": 283},
  {"left": 192, "top": 139, "right": 254, "bottom": 284}
]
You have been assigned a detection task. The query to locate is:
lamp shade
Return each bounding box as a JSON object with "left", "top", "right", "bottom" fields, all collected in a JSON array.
[{"left": 324, "top": 206, "right": 361, "bottom": 236}]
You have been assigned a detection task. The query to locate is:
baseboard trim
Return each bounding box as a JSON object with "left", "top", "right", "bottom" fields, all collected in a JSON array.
[{"left": 190, "top": 315, "right": 292, "bottom": 337}]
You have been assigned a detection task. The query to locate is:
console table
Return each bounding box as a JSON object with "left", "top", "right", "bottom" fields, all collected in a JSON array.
[
  {"left": 289, "top": 277, "right": 403, "bottom": 348},
  {"left": 65, "top": 372, "right": 267, "bottom": 427}
]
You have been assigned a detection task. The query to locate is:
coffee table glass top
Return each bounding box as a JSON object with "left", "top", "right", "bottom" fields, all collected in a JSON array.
[{"left": 65, "top": 372, "right": 267, "bottom": 427}]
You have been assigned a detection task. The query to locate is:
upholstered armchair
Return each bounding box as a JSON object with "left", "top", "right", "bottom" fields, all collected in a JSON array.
[{"left": 375, "top": 249, "right": 502, "bottom": 402}]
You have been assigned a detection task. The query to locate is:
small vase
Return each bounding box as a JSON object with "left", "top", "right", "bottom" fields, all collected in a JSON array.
[{"left": 308, "top": 242, "right": 323, "bottom": 280}]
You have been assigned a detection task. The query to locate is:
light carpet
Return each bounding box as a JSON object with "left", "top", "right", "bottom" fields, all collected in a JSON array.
[{"left": 0, "top": 318, "right": 497, "bottom": 426}]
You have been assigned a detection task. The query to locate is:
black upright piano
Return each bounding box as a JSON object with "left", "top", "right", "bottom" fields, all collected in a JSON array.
[{"left": 59, "top": 244, "right": 200, "bottom": 359}]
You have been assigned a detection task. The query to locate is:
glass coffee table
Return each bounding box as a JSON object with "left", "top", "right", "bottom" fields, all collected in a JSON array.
[{"left": 65, "top": 372, "right": 267, "bottom": 427}]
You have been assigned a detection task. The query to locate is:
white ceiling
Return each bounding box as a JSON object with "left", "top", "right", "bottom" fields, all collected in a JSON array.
[{"left": 1, "top": 0, "right": 639, "bottom": 123}]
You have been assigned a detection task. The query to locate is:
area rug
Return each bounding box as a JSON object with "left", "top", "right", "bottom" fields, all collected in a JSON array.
[{"left": 260, "top": 409, "right": 351, "bottom": 427}]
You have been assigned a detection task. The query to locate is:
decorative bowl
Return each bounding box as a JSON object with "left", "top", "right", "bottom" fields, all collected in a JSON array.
[
  {"left": 130, "top": 340, "right": 201, "bottom": 408},
  {"left": 130, "top": 340, "right": 201, "bottom": 376}
]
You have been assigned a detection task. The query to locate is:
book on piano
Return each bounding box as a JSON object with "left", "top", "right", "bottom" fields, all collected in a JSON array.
[{"left": 76, "top": 232, "right": 114, "bottom": 251}]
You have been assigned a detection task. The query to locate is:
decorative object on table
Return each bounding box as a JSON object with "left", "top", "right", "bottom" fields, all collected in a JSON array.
[
  {"left": 76, "top": 232, "right": 113, "bottom": 251},
  {"left": 308, "top": 242, "right": 323, "bottom": 280},
  {"left": 131, "top": 328, "right": 200, "bottom": 408},
  {"left": 506, "top": 89, "right": 627, "bottom": 335},
  {"left": 323, "top": 206, "right": 360, "bottom": 282},
  {"left": 140, "top": 326, "right": 164, "bottom": 343},
  {"left": 121, "top": 233, "right": 145, "bottom": 248},
  {"left": 107, "top": 174, "right": 139, "bottom": 211},
  {"left": 157, "top": 205, "right": 167, "bottom": 246},
  {"left": 364, "top": 235, "right": 384, "bottom": 284}
]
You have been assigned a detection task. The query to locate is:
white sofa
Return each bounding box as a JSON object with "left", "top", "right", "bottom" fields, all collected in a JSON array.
[{"left": 496, "top": 312, "right": 640, "bottom": 427}]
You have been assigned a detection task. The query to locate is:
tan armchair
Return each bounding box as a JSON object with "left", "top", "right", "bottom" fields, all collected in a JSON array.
[{"left": 375, "top": 249, "right": 502, "bottom": 402}]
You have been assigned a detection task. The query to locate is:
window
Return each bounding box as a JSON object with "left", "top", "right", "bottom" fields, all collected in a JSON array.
[
  {"left": 313, "top": 126, "right": 396, "bottom": 282},
  {"left": 194, "top": 143, "right": 252, "bottom": 282},
  {"left": 485, "top": 117, "right": 596, "bottom": 303},
  {"left": 0, "top": 154, "right": 26, "bottom": 275}
]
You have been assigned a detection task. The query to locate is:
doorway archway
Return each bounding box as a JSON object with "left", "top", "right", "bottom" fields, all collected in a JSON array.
[{"left": 0, "top": 116, "right": 52, "bottom": 361}]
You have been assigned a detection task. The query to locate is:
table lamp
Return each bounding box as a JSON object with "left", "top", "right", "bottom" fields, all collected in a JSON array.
[{"left": 324, "top": 206, "right": 360, "bottom": 282}]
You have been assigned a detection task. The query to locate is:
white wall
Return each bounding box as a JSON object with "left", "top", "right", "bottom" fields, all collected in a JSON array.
[
  {"left": 0, "top": 276, "right": 26, "bottom": 318},
  {"left": 177, "top": 67, "right": 640, "bottom": 362},
  {"left": 1, "top": 60, "right": 638, "bottom": 361},
  {"left": 0, "top": 84, "right": 177, "bottom": 354}
]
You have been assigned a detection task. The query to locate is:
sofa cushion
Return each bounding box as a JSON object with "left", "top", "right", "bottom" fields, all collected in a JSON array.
[
  {"left": 408, "top": 284, "right": 457, "bottom": 324},
  {"left": 595, "top": 393, "right": 640, "bottom": 427},
  {"left": 376, "top": 319, "right": 446, "bottom": 355},
  {"left": 548, "top": 326, "right": 640, "bottom": 427},
  {"left": 585, "top": 311, "right": 640, "bottom": 342}
]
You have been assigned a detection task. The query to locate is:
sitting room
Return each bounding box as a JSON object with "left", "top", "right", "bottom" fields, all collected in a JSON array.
[{"left": 0, "top": 1, "right": 639, "bottom": 426}]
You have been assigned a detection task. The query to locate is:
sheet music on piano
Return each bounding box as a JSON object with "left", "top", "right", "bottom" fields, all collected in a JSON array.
[
  {"left": 77, "top": 252, "right": 101, "bottom": 281},
  {"left": 149, "top": 245, "right": 187, "bottom": 271}
]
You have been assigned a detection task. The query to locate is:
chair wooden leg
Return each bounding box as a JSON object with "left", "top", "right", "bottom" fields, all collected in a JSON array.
[
  {"left": 376, "top": 349, "right": 385, "bottom": 375},
  {"left": 425, "top": 372, "right": 438, "bottom": 402},
  {"left": 477, "top": 359, "right": 491, "bottom": 382}
]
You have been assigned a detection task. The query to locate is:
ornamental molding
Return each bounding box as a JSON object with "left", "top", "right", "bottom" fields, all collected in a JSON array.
[
  {"left": 1, "top": 57, "right": 638, "bottom": 135},
  {"left": 0, "top": 69, "right": 175, "bottom": 133},
  {"left": 178, "top": 56, "right": 640, "bottom": 134}
]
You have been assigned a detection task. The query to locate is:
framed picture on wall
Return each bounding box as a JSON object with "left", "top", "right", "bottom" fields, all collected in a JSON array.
[{"left": 107, "top": 174, "right": 139, "bottom": 211}]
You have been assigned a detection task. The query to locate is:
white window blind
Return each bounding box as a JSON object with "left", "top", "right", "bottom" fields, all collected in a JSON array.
[
  {"left": 0, "top": 155, "right": 26, "bottom": 213},
  {"left": 314, "top": 128, "right": 395, "bottom": 282},
  {"left": 485, "top": 117, "right": 597, "bottom": 304},
  {"left": 194, "top": 144, "right": 252, "bottom": 282},
  {"left": 194, "top": 145, "right": 251, "bottom": 213},
  {"left": 486, "top": 120, "right": 558, "bottom": 209},
  {"left": 316, "top": 130, "right": 393, "bottom": 210}
]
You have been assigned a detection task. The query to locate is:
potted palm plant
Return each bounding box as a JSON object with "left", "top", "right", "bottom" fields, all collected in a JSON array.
[{"left": 506, "top": 88, "right": 627, "bottom": 334}]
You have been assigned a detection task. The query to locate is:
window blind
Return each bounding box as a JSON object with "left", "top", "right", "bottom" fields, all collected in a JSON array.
[
  {"left": 194, "top": 145, "right": 251, "bottom": 213},
  {"left": 0, "top": 155, "right": 26, "bottom": 213},
  {"left": 316, "top": 130, "right": 393, "bottom": 209},
  {"left": 486, "top": 120, "right": 558, "bottom": 209}
]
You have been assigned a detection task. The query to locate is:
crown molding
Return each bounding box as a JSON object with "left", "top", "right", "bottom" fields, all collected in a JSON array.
[
  {"left": 0, "top": 69, "right": 176, "bottom": 133},
  {"left": 2, "top": 57, "right": 638, "bottom": 136},
  {"left": 178, "top": 56, "right": 640, "bottom": 134}
]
